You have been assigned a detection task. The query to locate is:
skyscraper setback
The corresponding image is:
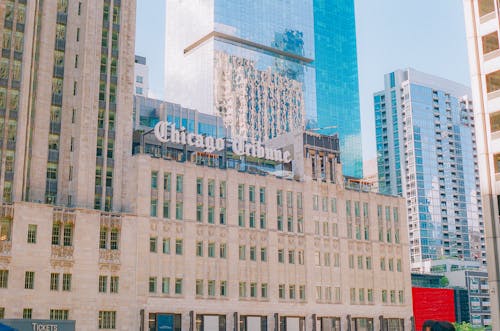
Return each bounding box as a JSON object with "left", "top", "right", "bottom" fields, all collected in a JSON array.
[
  {"left": 165, "top": 0, "right": 362, "bottom": 177},
  {"left": 0, "top": 0, "right": 136, "bottom": 210},
  {"left": 374, "top": 68, "right": 485, "bottom": 271}
]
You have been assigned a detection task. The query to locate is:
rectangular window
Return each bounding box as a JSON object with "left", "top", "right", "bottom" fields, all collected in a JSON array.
[
  {"left": 249, "top": 186, "right": 255, "bottom": 202},
  {"left": 207, "top": 179, "right": 215, "bottom": 197},
  {"left": 175, "top": 202, "right": 183, "bottom": 220},
  {"left": 490, "top": 111, "right": 500, "bottom": 133},
  {"left": 163, "top": 201, "right": 170, "bottom": 219},
  {"left": 297, "top": 192, "right": 303, "bottom": 209},
  {"left": 25, "top": 271, "right": 34, "bottom": 289},
  {"left": 298, "top": 250, "right": 304, "bottom": 265},
  {"left": 260, "top": 187, "right": 266, "bottom": 204},
  {"left": 62, "top": 273, "right": 71, "bottom": 291},
  {"left": 220, "top": 243, "right": 227, "bottom": 258},
  {"left": 277, "top": 190, "right": 283, "bottom": 206},
  {"left": 380, "top": 258, "right": 386, "bottom": 271},
  {"left": 389, "top": 258, "right": 394, "bottom": 271},
  {"left": 359, "top": 288, "right": 365, "bottom": 302},
  {"left": 494, "top": 154, "right": 500, "bottom": 173},
  {"left": 195, "top": 279, "right": 203, "bottom": 296},
  {"left": 289, "top": 285, "right": 296, "bottom": 299},
  {"left": 382, "top": 290, "right": 387, "bottom": 303},
  {"left": 52, "top": 223, "right": 61, "bottom": 245},
  {"left": 175, "top": 239, "right": 183, "bottom": 255},
  {"left": 150, "top": 237, "right": 157, "bottom": 253},
  {"left": 297, "top": 218, "right": 304, "bottom": 233},
  {"left": 110, "top": 229, "right": 118, "bottom": 250},
  {"left": 239, "top": 245, "right": 246, "bottom": 260},
  {"left": 220, "top": 281, "right": 227, "bottom": 296},
  {"left": 324, "top": 252, "right": 330, "bottom": 266},
  {"left": 250, "top": 246, "right": 257, "bottom": 261},
  {"left": 260, "top": 213, "right": 266, "bottom": 229},
  {"left": 150, "top": 199, "right": 158, "bottom": 217},
  {"left": 175, "top": 175, "right": 183, "bottom": 193},
  {"left": 397, "top": 259, "right": 402, "bottom": 272},
  {"left": 100, "top": 228, "right": 107, "bottom": 249},
  {"left": 110, "top": 276, "right": 119, "bottom": 293},
  {"left": 208, "top": 280, "right": 216, "bottom": 296},
  {"left": 278, "top": 284, "right": 285, "bottom": 299},
  {"left": 50, "top": 309, "right": 69, "bottom": 320},
  {"left": 299, "top": 285, "right": 306, "bottom": 300},
  {"left": 368, "top": 289, "right": 374, "bottom": 302},
  {"left": 287, "top": 217, "right": 293, "bottom": 232},
  {"left": 390, "top": 290, "right": 396, "bottom": 303},
  {"left": 196, "top": 204, "right": 203, "bottom": 223},
  {"left": 366, "top": 257, "right": 372, "bottom": 270},
  {"left": 164, "top": 173, "right": 171, "bottom": 191},
  {"left": 349, "top": 255, "right": 354, "bottom": 269},
  {"left": 196, "top": 241, "right": 203, "bottom": 257},
  {"left": 219, "top": 207, "right": 226, "bottom": 225},
  {"left": 238, "top": 210, "right": 245, "bottom": 227},
  {"left": 479, "top": 0, "right": 495, "bottom": 16},
  {"left": 208, "top": 242, "right": 215, "bottom": 257},
  {"left": 313, "top": 195, "right": 318, "bottom": 210},
  {"left": 277, "top": 216, "right": 283, "bottom": 231},
  {"left": 398, "top": 290, "right": 404, "bottom": 303},
  {"left": 23, "top": 308, "right": 32, "bottom": 319},
  {"left": 316, "top": 286, "right": 322, "bottom": 300},
  {"left": 196, "top": 178, "right": 203, "bottom": 195},
  {"left": 27, "top": 224, "right": 37, "bottom": 243},
  {"left": 239, "top": 282, "right": 247, "bottom": 297},
  {"left": 219, "top": 181, "right": 226, "bottom": 198},
  {"left": 487, "top": 70, "right": 500, "bottom": 93},
  {"left": 99, "top": 275, "right": 107, "bottom": 293},
  {"left": 250, "top": 282, "right": 257, "bottom": 298},
  {"left": 63, "top": 224, "right": 73, "bottom": 247},
  {"left": 358, "top": 256, "right": 363, "bottom": 269},
  {"left": 0, "top": 307, "right": 3, "bottom": 319},
  {"left": 278, "top": 249, "right": 284, "bottom": 263},
  {"left": 98, "top": 311, "right": 116, "bottom": 329},
  {"left": 162, "top": 277, "right": 170, "bottom": 294},
  {"left": 149, "top": 277, "right": 157, "bottom": 293},
  {"left": 162, "top": 238, "right": 171, "bottom": 254},
  {"left": 287, "top": 191, "right": 293, "bottom": 207},
  {"left": 261, "top": 247, "right": 267, "bottom": 262},
  {"left": 350, "top": 288, "right": 356, "bottom": 303},
  {"left": 238, "top": 184, "right": 245, "bottom": 201},
  {"left": 249, "top": 211, "right": 255, "bottom": 228},
  {"left": 151, "top": 172, "right": 158, "bottom": 189},
  {"left": 0, "top": 270, "right": 8, "bottom": 288},
  {"left": 50, "top": 273, "right": 59, "bottom": 291},
  {"left": 288, "top": 250, "right": 295, "bottom": 264},
  {"left": 175, "top": 278, "right": 183, "bottom": 294},
  {"left": 261, "top": 283, "right": 268, "bottom": 298}
]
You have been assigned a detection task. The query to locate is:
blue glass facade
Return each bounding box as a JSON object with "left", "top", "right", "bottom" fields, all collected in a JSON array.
[
  {"left": 374, "top": 69, "right": 484, "bottom": 269},
  {"left": 166, "top": 0, "right": 361, "bottom": 178},
  {"left": 313, "top": 0, "right": 362, "bottom": 178}
]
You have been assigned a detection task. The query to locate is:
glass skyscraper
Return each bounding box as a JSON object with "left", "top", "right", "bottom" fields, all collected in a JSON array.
[
  {"left": 374, "top": 68, "right": 485, "bottom": 271},
  {"left": 165, "top": 0, "right": 362, "bottom": 177}
]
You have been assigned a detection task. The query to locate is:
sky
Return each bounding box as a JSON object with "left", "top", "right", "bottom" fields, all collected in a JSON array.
[{"left": 135, "top": 0, "right": 471, "bottom": 162}]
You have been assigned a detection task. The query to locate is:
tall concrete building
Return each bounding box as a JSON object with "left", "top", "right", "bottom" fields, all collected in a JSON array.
[
  {"left": 0, "top": 0, "right": 136, "bottom": 211},
  {"left": 134, "top": 55, "right": 149, "bottom": 97},
  {"left": 463, "top": 0, "right": 500, "bottom": 328},
  {"left": 165, "top": 0, "right": 362, "bottom": 178},
  {"left": 374, "top": 69, "right": 485, "bottom": 271}
]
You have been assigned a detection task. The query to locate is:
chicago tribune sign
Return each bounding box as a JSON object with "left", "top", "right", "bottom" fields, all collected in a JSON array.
[{"left": 153, "top": 121, "right": 292, "bottom": 163}]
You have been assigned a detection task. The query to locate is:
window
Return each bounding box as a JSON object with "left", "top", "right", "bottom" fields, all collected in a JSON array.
[
  {"left": 261, "top": 283, "right": 268, "bottom": 298},
  {"left": 368, "top": 289, "right": 374, "bottom": 303},
  {"left": 238, "top": 210, "right": 245, "bottom": 227},
  {"left": 382, "top": 290, "right": 388, "bottom": 303},
  {"left": 175, "top": 175, "right": 183, "bottom": 193},
  {"left": 52, "top": 223, "right": 61, "bottom": 245},
  {"left": 208, "top": 280, "right": 216, "bottom": 296},
  {"left": 250, "top": 282, "right": 257, "bottom": 297},
  {"left": 288, "top": 250, "right": 295, "bottom": 264},
  {"left": 380, "top": 258, "right": 386, "bottom": 271},
  {"left": 220, "top": 243, "right": 227, "bottom": 258},
  {"left": 334, "top": 253, "right": 340, "bottom": 267},
  {"left": 278, "top": 249, "right": 284, "bottom": 263},
  {"left": 277, "top": 190, "right": 283, "bottom": 206},
  {"left": 313, "top": 195, "right": 318, "bottom": 210},
  {"left": 0, "top": 307, "right": 4, "bottom": 319},
  {"left": 289, "top": 285, "right": 296, "bottom": 299},
  {"left": 397, "top": 259, "right": 402, "bottom": 272},
  {"left": 287, "top": 217, "right": 293, "bottom": 232},
  {"left": 98, "top": 311, "right": 116, "bottom": 329},
  {"left": 249, "top": 186, "right": 255, "bottom": 202},
  {"left": 389, "top": 258, "right": 394, "bottom": 271},
  {"left": 278, "top": 284, "right": 285, "bottom": 299},
  {"left": 196, "top": 241, "right": 203, "bottom": 257},
  {"left": 62, "top": 273, "right": 71, "bottom": 291},
  {"left": 105, "top": 275, "right": 117, "bottom": 294},
  {"left": 220, "top": 281, "right": 227, "bottom": 296},
  {"left": 150, "top": 199, "right": 158, "bottom": 217},
  {"left": 316, "top": 286, "right": 322, "bottom": 300},
  {"left": 239, "top": 282, "right": 246, "bottom": 297},
  {"left": 99, "top": 228, "right": 107, "bottom": 249},
  {"left": 238, "top": 184, "right": 245, "bottom": 201},
  {"left": 150, "top": 237, "right": 157, "bottom": 253},
  {"left": 175, "top": 202, "right": 183, "bottom": 220},
  {"left": 250, "top": 246, "right": 256, "bottom": 261},
  {"left": 297, "top": 218, "right": 304, "bottom": 233},
  {"left": 260, "top": 247, "right": 267, "bottom": 261},
  {"left": 298, "top": 250, "right": 304, "bottom": 265},
  {"left": 163, "top": 201, "right": 170, "bottom": 219},
  {"left": 322, "top": 197, "right": 328, "bottom": 212},
  {"left": 315, "top": 251, "right": 321, "bottom": 266},
  {"left": 99, "top": 275, "right": 107, "bottom": 293},
  {"left": 260, "top": 213, "right": 266, "bottom": 229},
  {"left": 164, "top": 173, "right": 171, "bottom": 191},
  {"left": 299, "top": 285, "right": 306, "bottom": 300},
  {"left": 25, "top": 271, "right": 34, "bottom": 289},
  {"left": 239, "top": 245, "right": 246, "bottom": 260},
  {"left": 196, "top": 178, "right": 203, "bottom": 195},
  {"left": 350, "top": 288, "right": 356, "bottom": 303},
  {"left": 151, "top": 172, "right": 158, "bottom": 189},
  {"left": 287, "top": 191, "right": 293, "bottom": 207},
  {"left": 27, "top": 224, "right": 37, "bottom": 243},
  {"left": 219, "top": 181, "right": 226, "bottom": 198},
  {"left": 50, "top": 273, "right": 59, "bottom": 291},
  {"left": 486, "top": 70, "right": 500, "bottom": 93},
  {"left": 0, "top": 270, "right": 8, "bottom": 288},
  {"left": 479, "top": 0, "right": 495, "bottom": 16},
  {"left": 357, "top": 256, "right": 363, "bottom": 269},
  {"left": 249, "top": 211, "right": 255, "bottom": 228},
  {"left": 110, "top": 229, "right": 118, "bottom": 250},
  {"left": 390, "top": 290, "right": 396, "bottom": 303},
  {"left": 324, "top": 252, "right": 330, "bottom": 266},
  {"left": 349, "top": 255, "right": 354, "bottom": 269},
  {"left": 175, "top": 239, "right": 183, "bottom": 255},
  {"left": 175, "top": 278, "right": 182, "bottom": 294},
  {"left": 366, "top": 257, "right": 372, "bottom": 270},
  {"left": 23, "top": 308, "right": 32, "bottom": 319},
  {"left": 162, "top": 277, "right": 170, "bottom": 294},
  {"left": 260, "top": 187, "right": 266, "bottom": 203},
  {"left": 63, "top": 224, "right": 73, "bottom": 246},
  {"left": 207, "top": 179, "right": 215, "bottom": 197},
  {"left": 490, "top": 111, "right": 500, "bottom": 133},
  {"left": 50, "top": 309, "right": 69, "bottom": 320},
  {"left": 195, "top": 279, "right": 203, "bottom": 296},
  {"left": 208, "top": 242, "right": 215, "bottom": 257},
  {"left": 277, "top": 216, "right": 283, "bottom": 231},
  {"left": 398, "top": 290, "right": 404, "bottom": 304},
  {"left": 219, "top": 207, "right": 226, "bottom": 225}
]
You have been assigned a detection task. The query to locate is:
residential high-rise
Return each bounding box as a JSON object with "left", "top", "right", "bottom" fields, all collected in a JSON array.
[
  {"left": 165, "top": 0, "right": 362, "bottom": 177},
  {"left": 0, "top": 0, "right": 136, "bottom": 211},
  {"left": 463, "top": 0, "right": 500, "bottom": 328},
  {"left": 374, "top": 69, "right": 485, "bottom": 271},
  {"left": 134, "top": 55, "right": 149, "bottom": 97}
]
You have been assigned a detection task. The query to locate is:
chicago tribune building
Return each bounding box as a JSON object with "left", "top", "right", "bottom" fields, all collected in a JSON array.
[{"left": 0, "top": 1, "right": 412, "bottom": 331}]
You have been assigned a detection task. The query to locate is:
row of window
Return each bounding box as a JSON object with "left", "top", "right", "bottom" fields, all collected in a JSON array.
[
  {"left": 150, "top": 237, "right": 186, "bottom": 255},
  {"left": 151, "top": 172, "right": 185, "bottom": 193}
]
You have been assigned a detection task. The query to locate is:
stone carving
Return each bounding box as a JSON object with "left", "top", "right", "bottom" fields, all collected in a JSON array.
[{"left": 214, "top": 51, "right": 304, "bottom": 142}]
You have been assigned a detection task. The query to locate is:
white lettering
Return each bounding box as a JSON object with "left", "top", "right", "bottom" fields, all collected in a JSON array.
[
  {"left": 215, "top": 138, "right": 225, "bottom": 151},
  {"left": 186, "top": 133, "right": 196, "bottom": 145},
  {"left": 195, "top": 134, "right": 205, "bottom": 148},
  {"left": 232, "top": 137, "right": 245, "bottom": 155},
  {"left": 204, "top": 136, "right": 215, "bottom": 152},
  {"left": 282, "top": 151, "right": 291, "bottom": 163}
]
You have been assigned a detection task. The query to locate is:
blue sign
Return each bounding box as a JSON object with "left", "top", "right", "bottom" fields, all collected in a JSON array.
[{"left": 157, "top": 314, "right": 174, "bottom": 331}]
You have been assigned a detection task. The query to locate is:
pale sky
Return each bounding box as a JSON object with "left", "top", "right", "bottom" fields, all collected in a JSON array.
[{"left": 135, "top": 0, "right": 470, "bottom": 161}]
